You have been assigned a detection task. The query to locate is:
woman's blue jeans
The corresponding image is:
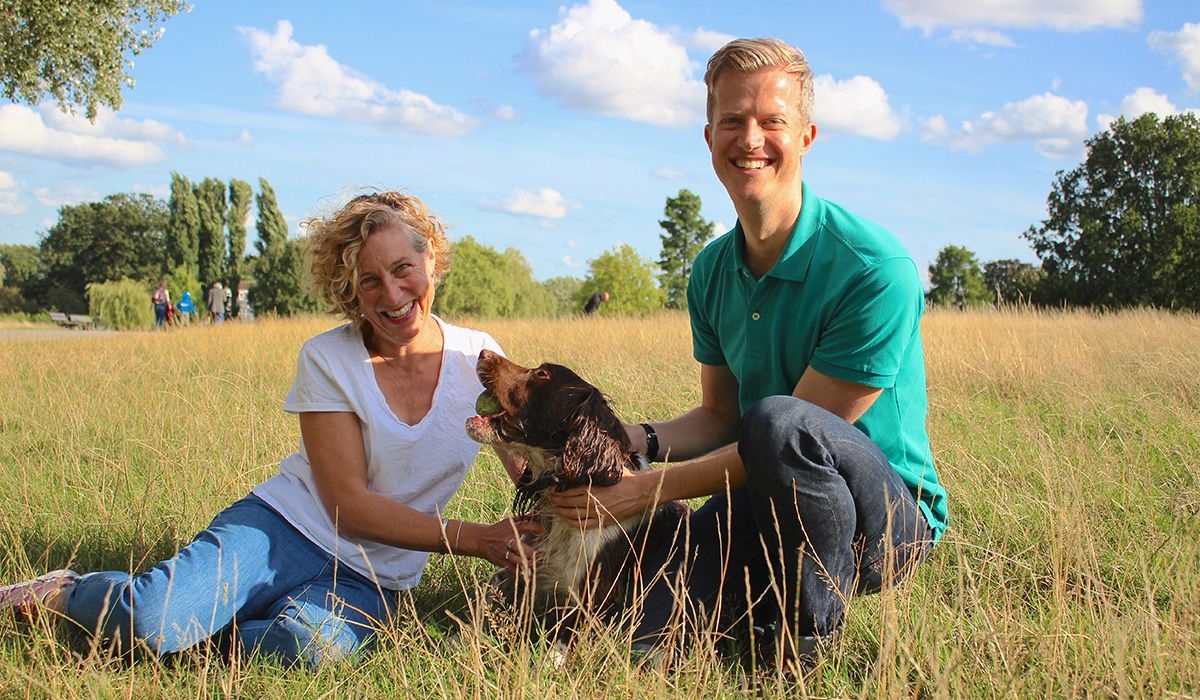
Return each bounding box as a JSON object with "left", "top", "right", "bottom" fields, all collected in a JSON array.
[
  {"left": 63, "top": 494, "right": 398, "bottom": 668},
  {"left": 635, "top": 395, "right": 933, "bottom": 647}
]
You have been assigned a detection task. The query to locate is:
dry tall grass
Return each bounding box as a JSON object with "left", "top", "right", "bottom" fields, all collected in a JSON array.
[{"left": 0, "top": 309, "right": 1196, "bottom": 698}]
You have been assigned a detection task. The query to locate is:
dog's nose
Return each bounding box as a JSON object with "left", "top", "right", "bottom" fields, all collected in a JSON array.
[{"left": 479, "top": 349, "right": 497, "bottom": 361}]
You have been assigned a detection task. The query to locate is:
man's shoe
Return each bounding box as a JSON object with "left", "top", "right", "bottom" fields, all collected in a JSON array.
[
  {"left": 753, "top": 623, "right": 824, "bottom": 678},
  {"left": 0, "top": 569, "right": 79, "bottom": 622}
]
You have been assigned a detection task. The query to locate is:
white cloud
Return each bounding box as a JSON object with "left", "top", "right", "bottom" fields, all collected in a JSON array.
[
  {"left": 686, "top": 28, "right": 736, "bottom": 54},
  {"left": 1149, "top": 22, "right": 1200, "bottom": 92},
  {"left": 482, "top": 188, "right": 570, "bottom": 219},
  {"left": 884, "top": 0, "right": 1140, "bottom": 46},
  {"left": 922, "top": 92, "right": 1089, "bottom": 159},
  {"left": 947, "top": 28, "right": 1016, "bottom": 48},
  {"left": 562, "top": 255, "right": 583, "bottom": 268},
  {"left": 1096, "top": 87, "right": 1179, "bottom": 130},
  {"left": 32, "top": 184, "right": 99, "bottom": 208},
  {"left": 814, "top": 75, "right": 903, "bottom": 139},
  {"left": 0, "top": 104, "right": 181, "bottom": 167},
  {"left": 883, "top": 0, "right": 1141, "bottom": 31},
  {"left": 493, "top": 105, "right": 517, "bottom": 121},
  {"left": 522, "top": 0, "right": 705, "bottom": 127},
  {"left": 0, "top": 170, "right": 24, "bottom": 215},
  {"left": 239, "top": 20, "right": 479, "bottom": 138},
  {"left": 238, "top": 129, "right": 254, "bottom": 145},
  {"left": 653, "top": 166, "right": 685, "bottom": 179}
]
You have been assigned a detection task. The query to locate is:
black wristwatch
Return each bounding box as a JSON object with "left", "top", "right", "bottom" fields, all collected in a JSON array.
[{"left": 640, "top": 423, "right": 659, "bottom": 462}]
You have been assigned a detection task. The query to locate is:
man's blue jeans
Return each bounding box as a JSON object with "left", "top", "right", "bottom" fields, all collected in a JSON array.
[
  {"left": 64, "top": 494, "right": 397, "bottom": 668},
  {"left": 636, "top": 395, "right": 933, "bottom": 647}
]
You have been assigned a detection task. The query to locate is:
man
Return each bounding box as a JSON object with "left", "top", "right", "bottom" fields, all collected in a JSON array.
[
  {"left": 207, "top": 282, "right": 225, "bottom": 324},
  {"left": 583, "top": 290, "right": 610, "bottom": 316},
  {"left": 550, "top": 38, "right": 948, "bottom": 670}
]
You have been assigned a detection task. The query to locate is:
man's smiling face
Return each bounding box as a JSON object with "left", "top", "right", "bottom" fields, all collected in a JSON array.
[{"left": 704, "top": 68, "right": 815, "bottom": 211}]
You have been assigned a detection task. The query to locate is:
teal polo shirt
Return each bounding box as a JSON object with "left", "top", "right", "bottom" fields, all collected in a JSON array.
[{"left": 687, "top": 184, "right": 948, "bottom": 540}]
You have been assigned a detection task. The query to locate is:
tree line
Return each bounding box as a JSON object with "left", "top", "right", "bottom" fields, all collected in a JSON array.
[
  {"left": 5, "top": 3, "right": 1200, "bottom": 319},
  {"left": 0, "top": 184, "right": 713, "bottom": 325},
  {"left": 4, "top": 114, "right": 1199, "bottom": 325},
  {"left": 0, "top": 174, "right": 318, "bottom": 326},
  {"left": 930, "top": 112, "right": 1200, "bottom": 311}
]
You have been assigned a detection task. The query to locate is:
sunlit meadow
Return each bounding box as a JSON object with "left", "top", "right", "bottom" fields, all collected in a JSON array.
[{"left": 0, "top": 309, "right": 1197, "bottom": 698}]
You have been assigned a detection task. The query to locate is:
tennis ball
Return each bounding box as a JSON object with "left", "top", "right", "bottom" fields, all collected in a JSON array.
[{"left": 475, "top": 391, "right": 502, "bottom": 416}]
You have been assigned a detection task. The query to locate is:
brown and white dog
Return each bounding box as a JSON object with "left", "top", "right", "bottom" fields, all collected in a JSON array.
[{"left": 465, "top": 349, "right": 686, "bottom": 638}]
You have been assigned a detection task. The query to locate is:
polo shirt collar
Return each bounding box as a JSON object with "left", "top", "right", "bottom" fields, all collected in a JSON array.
[{"left": 728, "top": 182, "right": 820, "bottom": 282}]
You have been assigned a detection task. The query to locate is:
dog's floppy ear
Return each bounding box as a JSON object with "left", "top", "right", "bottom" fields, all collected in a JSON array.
[{"left": 560, "top": 391, "right": 626, "bottom": 487}]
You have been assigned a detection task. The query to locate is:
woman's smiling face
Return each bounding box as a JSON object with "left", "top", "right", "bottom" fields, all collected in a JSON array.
[{"left": 356, "top": 224, "right": 437, "bottom": 354}]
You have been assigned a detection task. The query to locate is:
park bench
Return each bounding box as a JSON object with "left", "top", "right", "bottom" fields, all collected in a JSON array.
[
  {"left": 49, "top": 311, "right": 78, "bottom": 328},
  {"left": 48, "top": 311, "right": 93, "bottom": 329}
]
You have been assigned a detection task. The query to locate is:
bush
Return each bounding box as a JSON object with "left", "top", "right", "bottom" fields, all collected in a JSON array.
[{"left": 86, "top": 278, "right": 154, "bottom": 330}]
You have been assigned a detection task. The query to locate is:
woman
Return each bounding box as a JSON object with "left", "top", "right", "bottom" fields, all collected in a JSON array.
[
  {"left": 0, "top": 191, "right": 540, "bottom": 667},
  {"left": 152, "top": 279, "right": 170, "bottom": 329}
]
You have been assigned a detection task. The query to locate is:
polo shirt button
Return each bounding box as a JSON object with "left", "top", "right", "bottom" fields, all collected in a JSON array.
[{"left": 751, "top": 312, "right": 761, "bottom": 320}]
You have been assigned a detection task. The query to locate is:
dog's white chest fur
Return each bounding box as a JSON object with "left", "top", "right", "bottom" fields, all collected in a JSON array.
[{"left": 510, "top": 445, "right": 649, "bottom": 601}]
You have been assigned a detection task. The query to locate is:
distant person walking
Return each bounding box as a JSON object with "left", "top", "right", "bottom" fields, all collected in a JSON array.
[
  {"left": 152, "top": 280, "right": 170, "bottom": 330},
  {"left": 583, "top": 291, "right": 610, "bottom": 316},
  {"left": 207, "top": 282, "right": 225, "bottom": 324},
  {"left": 177, "top": 290, "right": 195, "bottom": 326}
]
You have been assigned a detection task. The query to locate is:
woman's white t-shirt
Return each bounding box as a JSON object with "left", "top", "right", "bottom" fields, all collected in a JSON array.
[{"left": 253, "top": 316, "right": 501, "bottom": 591}]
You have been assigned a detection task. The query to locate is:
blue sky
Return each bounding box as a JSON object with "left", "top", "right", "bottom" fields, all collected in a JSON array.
[{"left": 1, "top": 0, "right": 1197, "bottom": 283}]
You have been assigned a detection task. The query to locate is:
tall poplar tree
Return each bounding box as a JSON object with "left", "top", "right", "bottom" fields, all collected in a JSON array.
[
  {"left": 657, "top": 189, "right": 712, "bottom": 310},
  {"left": 226, "top": 178, "right": 253, "bottom": 318},
  {"left": 195, "top": 178, "right": 228, "bottom": 286},
  {"left": 250, "top": 178, "right": 315, "bottom": 315},
  {"left": 165, "top": 172, "right": 199, "bottom": 276}
]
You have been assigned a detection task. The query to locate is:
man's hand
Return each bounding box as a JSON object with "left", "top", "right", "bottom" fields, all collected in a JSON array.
[{"left": 547, "top": 469, "right": 661, "bottom": 530}]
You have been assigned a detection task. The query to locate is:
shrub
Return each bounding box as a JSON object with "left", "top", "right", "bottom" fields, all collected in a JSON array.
[{"left": 87, "top": 278, "right": 154, "bottom": 330}]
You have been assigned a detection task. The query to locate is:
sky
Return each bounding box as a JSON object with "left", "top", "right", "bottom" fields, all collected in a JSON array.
[{"left": 1, "top": 0, "right": 1198, "bottom": 284}]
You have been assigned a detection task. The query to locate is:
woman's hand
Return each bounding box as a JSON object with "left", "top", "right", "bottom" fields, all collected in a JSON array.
[
  {"left": 546, "top": 470, "right": 660, "bottom": 530},
  {"left": 457, "top": 515, "right": 543, "bottom": 572}
]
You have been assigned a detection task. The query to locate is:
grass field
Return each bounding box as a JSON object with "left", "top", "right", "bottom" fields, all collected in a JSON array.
[{"left": 1, "top": 309, "right": 1197, "bottom": 698}]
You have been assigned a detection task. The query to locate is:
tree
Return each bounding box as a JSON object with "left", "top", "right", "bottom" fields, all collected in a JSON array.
[
  {"left": 927, "top": 245, "right": 990, "bottom": 308},
  {"left": 164, "top": 172, "right": 199, "bottom": 277},
  {"left": 0, "top": 1, "right": 188, "bottom": 119},
  {"left": 226, "top": 178, "right": 253, "bottom": 318},
  {"left": 249, "top": 178, "right": 315, "bottom": 316},
  {"left": 38, "top": 193, "right": 167, "bottom": 311},
  {"left": 0, "top": 244, "right": 40, "bottom": 289},
  {"left": 86, "top": 278, "right": 154, "bottom": 330},
  {"left": 435, "top": 235, "right": 511, "bottom": 318},
  {"left": 657, "top": 189, "right": 712, "bottom": 309},
  {"left": 542, "top": 275, "right": 583, "bottom": 317},
  {"left": 1023, "top": 113, "right": 1200, "bottom": 310},
  {"left": 195, "top": 177, "right": 227, "bottom": 285},
  {"left": 434, "top": 237, "right": 554, "bottom": 318},
  {"left": 504, "top": 248, "right": 555, "bottom": 317},
  {"left": 983, "top": 259, "right": 1044, "bottom": 305},
  {"left": 580, "top": 244, "right": 664, "bottom": 315}
]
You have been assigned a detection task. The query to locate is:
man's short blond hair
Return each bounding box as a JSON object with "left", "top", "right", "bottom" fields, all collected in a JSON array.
[{"left": 704, "top": 37, "right": 814, "bottom": 124}]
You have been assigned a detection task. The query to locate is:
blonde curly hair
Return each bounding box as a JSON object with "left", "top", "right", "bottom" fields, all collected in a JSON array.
[{"left": 302, "top": 190, "right": 453, "bottom": 327}]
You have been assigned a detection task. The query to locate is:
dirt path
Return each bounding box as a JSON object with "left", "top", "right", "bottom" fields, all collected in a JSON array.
[{"left": 0, "top": 328, "right": 115, "bottom": 341}]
